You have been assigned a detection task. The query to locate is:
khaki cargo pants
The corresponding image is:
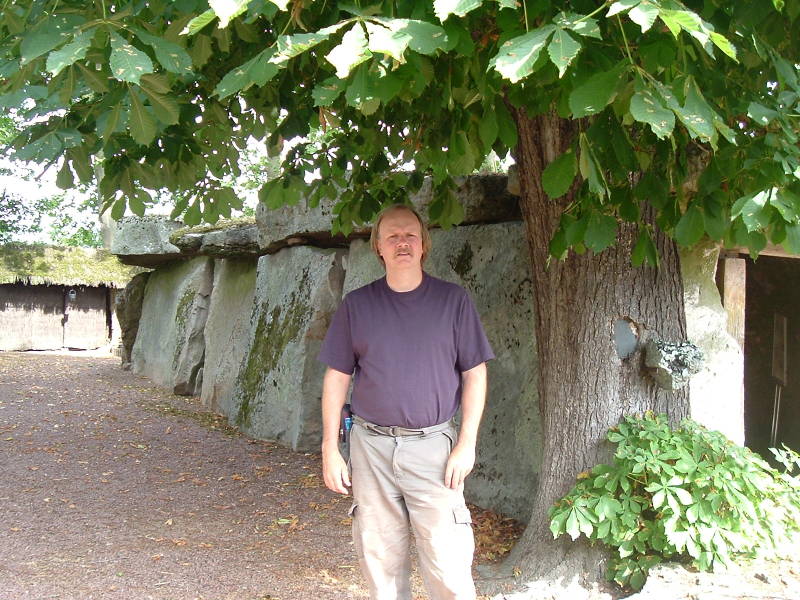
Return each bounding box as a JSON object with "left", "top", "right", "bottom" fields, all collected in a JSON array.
[{"left": 349, "top": 418, "right": 476, "bottom": 600}]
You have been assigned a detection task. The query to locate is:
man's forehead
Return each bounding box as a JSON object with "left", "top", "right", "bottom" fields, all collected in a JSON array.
[{"left": 379, "top": 208, "right": 422, "bottom": 232}]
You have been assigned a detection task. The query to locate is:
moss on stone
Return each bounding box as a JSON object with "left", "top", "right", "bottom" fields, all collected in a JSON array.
[
  {"left": 235, "top": 268, "right": 313, "bottom": 428},
  {"left": 450, "top": 240, "right": 474, "bottom": 280},
  {"left": 172, "top": 287, "right": 196, "bottom": 370}
]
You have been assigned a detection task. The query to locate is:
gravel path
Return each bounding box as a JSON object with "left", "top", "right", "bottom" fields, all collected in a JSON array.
[{"left": 0, "top": 352, "right": 368, "bottom": 600}]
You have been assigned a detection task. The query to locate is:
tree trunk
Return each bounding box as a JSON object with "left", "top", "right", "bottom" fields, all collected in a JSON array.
[{"left": 489, "top": 110, "right": 691, "bottom": 590}]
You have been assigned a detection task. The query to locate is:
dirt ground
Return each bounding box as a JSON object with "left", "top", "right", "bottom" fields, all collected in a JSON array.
[
  {"left": 0, "top": 352, "right": 522, "bottom": 600},
  {"left": 1, "top": 351, "right": 798, "bottom": 600}
]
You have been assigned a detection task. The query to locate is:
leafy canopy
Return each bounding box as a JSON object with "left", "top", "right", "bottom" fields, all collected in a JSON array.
[{"left": 1, "top": 1, "right": 799, "bottom": 261}]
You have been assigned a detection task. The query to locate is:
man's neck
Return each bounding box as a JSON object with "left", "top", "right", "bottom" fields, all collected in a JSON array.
[{"left": 385, "top": 267, "right": 424, "bottom": 292}]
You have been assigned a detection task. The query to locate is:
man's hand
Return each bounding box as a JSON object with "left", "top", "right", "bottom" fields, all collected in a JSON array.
[
  {"left": 444, "top": 441, "right": 475, "bottom": 489},
  {"left": 320, "top": 367, "right": 352, "bottom": 495},
  {"left": 322, "top": 447, "right": 351, "bottom": 494}
]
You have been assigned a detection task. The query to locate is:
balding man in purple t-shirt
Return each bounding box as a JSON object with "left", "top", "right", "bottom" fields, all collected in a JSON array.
[{"left": 318, "top": 204, "right": 494, "bottom": 600}]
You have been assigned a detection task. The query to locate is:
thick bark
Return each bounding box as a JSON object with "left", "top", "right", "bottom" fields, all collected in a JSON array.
[{"left": 488, "top": 110, "right": 691, "bottom": 590}]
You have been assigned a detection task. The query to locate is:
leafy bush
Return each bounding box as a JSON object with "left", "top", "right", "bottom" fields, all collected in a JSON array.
[{"left": 549, "top": 413, "right": 800, "bottom": 591}]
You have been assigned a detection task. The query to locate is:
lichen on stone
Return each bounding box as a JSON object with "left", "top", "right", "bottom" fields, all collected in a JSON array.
[{"left": 644, "top": 339, "right": 704, "bottom": 391}]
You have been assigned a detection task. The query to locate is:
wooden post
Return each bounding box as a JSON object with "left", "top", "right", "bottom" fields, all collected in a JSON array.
[{"left": 720, "top": 255, "right": 746, "bottom": 349}]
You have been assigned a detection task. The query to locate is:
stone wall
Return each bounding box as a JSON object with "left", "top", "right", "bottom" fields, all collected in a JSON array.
[
  {"left": 680, "top": 242, "right": 745, "bottom": 444},
  {"left": 113, "top": 174, "right": 746, "bottom": 522}
]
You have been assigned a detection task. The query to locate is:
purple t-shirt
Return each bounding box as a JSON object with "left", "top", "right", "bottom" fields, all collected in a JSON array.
[{"left": 318, "top": 272, "right": 494, "bottom": 428}]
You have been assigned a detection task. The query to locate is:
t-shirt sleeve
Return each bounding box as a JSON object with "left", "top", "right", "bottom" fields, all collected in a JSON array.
[
  {"left": 455, "top": 291, "right": 495, "bottom": 372},
  {"left": 318, "top": 297, "right": 357, "bottom": 374}
]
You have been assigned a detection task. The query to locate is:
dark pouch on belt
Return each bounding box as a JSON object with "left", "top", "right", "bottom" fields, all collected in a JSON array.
[{"left": 339, "top": 403, "right": 353, "bottom": 444}]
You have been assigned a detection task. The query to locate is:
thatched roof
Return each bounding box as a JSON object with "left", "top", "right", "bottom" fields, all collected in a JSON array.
[{"left": 0, "top": 243, "right": 145, "bottom": 288}]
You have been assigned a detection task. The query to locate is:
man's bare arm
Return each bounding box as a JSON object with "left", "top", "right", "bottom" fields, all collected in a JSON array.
[
  {"left": 321, "top": 367, "right": 352, "bottom": 494},
  {"left": 445, "top": 362, "right": 487, "bottom": 489}
]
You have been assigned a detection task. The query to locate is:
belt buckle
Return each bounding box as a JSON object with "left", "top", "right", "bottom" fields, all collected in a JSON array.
[{"left": 388, "top": 426, "right": 399, "bottom": 436}]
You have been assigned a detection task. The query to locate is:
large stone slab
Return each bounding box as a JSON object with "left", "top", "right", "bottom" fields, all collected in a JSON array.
[
  {"left": 131, "top": 257, "right": 213, "bottom": 394},
  {"left": 680, "top": 242, "right": 744, "bottom": 444},
  {"left": 256, "top": 175, "right": 520, "bottom": 251},
  {"left": 111, "top": 216, "right": 183, "bottom": 267},
  {"left": 343, "top": 222, "right": 540, "bottom": 522},
  {"left": 228, "top": 246, "right": 346, "bottom": 451},
  {"left": 201, "top": 258, "right": 258, "bottom": 413}
]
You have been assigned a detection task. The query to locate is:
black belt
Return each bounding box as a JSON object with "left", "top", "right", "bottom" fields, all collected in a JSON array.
[{"left": 353, "top": 415, "right": 452, "bottom": 437}]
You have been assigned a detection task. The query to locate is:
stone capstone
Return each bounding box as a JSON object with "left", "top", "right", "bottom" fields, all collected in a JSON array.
[
  {"left": 200, "top": 258, "right": 258, "bottom": 414},
  {"left": 111, "top": 216, "right": 183, "bottom": 267},
  {"left": 255, "top": 175, "right": 520, "bottom": 252},
  {"left": 408, "top": 175, "right": 521, "bottom": 225},
  {"left": 228, "top": 246, "right": 346, "bottom": 451},
  {"left": 171, "top": 232, "right": 204, "bottom": 253},
  {"left": 131, "top": 257, "right": 213, "bottom": 394},
  {"left": 644, "top": 339, "right": 704, "bottom": 391},
  {"left": 199, "top": 224, "right": 260, "bottom": 257},
  {"left": 169, "top": 223, "right": 260, "bottom": 258},
  {"left": 255, "top": 195, "right": 351, "bottom": 252},
  {"left": 114, "top": 271, "right": 151, "bottom": 369},
  {"left": 343, "top": 223, "right": 540, "bottom": 522}
]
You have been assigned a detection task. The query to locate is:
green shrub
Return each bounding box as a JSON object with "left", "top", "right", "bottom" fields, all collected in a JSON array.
[{"left": 549, "top": 412, "right": 800, "bottom": 591}]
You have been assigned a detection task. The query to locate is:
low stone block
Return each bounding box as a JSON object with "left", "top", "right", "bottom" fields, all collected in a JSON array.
[
  {"left": 229, "top": 246, "right": 346, "bottom": 451},
  {"left": 131, "top": 257, "right": 213, "bottom": 394},
  {"left": 201, "top": 258, "right": 258, "bottom": 413}
]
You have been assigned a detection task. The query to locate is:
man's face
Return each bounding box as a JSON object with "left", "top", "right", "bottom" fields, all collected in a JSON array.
[{"left": 377, "top": 208, "right": 424, "bottom": 272}]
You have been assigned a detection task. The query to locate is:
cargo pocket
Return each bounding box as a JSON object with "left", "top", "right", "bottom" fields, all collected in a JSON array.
[
  {"left": 349, "top": 503, "right": 364, "bottom": 558},
  {"left": 453, "top": 505, "right": 473, "bottom": 526}
]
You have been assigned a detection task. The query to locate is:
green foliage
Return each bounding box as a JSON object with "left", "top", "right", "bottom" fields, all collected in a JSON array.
[
  {"left": 0, "top": 189, "right": 46, "bottom": 243},
  {"left": 550, "top": 413, "right": 800, "bottom": 591},
  {"left": 0, "top": 115, "right": 16, "bottom": 145},
  {"left": 0, "top": 1, "right": 798, "bottom": 262}
]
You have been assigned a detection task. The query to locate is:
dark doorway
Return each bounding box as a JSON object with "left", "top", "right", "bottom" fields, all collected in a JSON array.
[{"left": 744, "top": 255, "right": 800, "bottom": 458}]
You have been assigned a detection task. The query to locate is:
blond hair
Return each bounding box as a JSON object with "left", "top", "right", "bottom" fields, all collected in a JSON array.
[{"left": 369, "top": 204, "right": 432, "bottom": 266}]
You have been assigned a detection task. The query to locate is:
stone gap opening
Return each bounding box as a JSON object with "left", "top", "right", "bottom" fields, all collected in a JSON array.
[{"left": 614, "top": 317, "right": 639, "bottom": 360}]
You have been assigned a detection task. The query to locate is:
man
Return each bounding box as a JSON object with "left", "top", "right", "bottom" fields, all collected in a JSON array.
[{"left": 318, "top": 204, "right": 494, "bottom": 600}]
